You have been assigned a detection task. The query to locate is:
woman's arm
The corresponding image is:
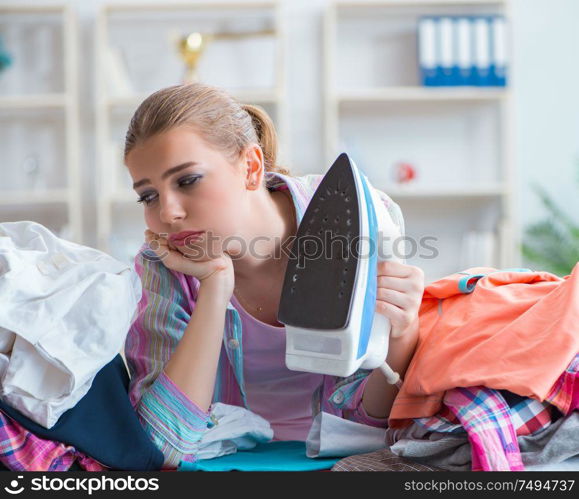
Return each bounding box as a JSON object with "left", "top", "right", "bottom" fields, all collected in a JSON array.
[
  {"left": 141, "top": 229, "right": 236, "bottom": 412},
  {"left": 126, "top": 249, "right": 233, "bottom": 468},
  {"left": 360, "top": 258, "right": 424, "bottom": 420},
  {"left": 163, "top": 275, "right": 231, "bottom": 412},
  {"left": 361, "top": 318, "right": 419, "bottom": 419}
]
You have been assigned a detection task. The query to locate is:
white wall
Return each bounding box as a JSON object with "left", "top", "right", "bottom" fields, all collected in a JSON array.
[
  {"left": 512, "top": 0, "right": 579, "bottom": 227},
  {"left": 1, "top": 0, "right": 578, "bottom": 249},
  {"left": 287, "top": 0, "right": 579, "bottom": 231}
]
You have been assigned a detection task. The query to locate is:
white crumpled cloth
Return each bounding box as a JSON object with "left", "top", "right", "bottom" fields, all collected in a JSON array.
[
  {"left": 306, "top": 411, "right": 388, "bottom": 458},
  {"left": 191, "top": 403, "right": 274, "bottom": 460},
  {"left": 0, "top": 221, "right": 142, "bottom": 428},
  {"left": 188, "top": 405, "right": 388, "bottom": 461}
]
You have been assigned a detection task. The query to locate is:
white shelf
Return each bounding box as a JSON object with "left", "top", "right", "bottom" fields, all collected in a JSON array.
[
  {"left": 0, "top": 4, "right": 68, "bottom": 14},
  {"left": 0, "top": 94, "right": 68, "bottom": 109},
  {"left": 0, "top": 4, "right": 82, "bottom": 243},
  {"left": 0, "top": 189, "right": 69, "bottom": 206},
  {"left": 325, "top": 0, "right": 518, "bottom": 282},
  {"left": 335, "top": 0, "right": 506, "bottom": 7},
  {"left": 336, "top": 87, "right": 509, "bottom": 102},
  {"left": 106, "top": 88, "right": 281, "bottom": 109},
  {"left": 219, "top": 87, "right": 282, "bottom": 104},
  {"left": 385, "top": 184, "right": 506, "bottom": 199},
  {"left": 95, "top": 1, "right": 287, "bottom": 259},
  {"left": 103, "top": 1, "right": 279, "bottom": 13}
]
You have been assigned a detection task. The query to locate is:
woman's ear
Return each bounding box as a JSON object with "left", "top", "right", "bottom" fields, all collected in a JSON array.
[{"left": 243, "top": 144, "right": 265, "bottom": 191}]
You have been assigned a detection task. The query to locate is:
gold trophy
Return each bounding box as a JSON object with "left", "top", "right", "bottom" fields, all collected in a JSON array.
[{"left": 178, "top": 29, "right": 275, "bottom": 83}]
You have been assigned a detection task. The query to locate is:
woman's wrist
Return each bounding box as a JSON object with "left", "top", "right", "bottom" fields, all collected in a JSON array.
[
  {"left": 361, "top": 320, "right": 419, "bottom": 419},
  {"left": 386, "top": 318, "right": 419, "bottom": 378},
  {"left": 198, "top": 272, "right": 233, "bottom": 304},
  {"left": 390, "top": 316, "right": 419, "bottom": 342}
]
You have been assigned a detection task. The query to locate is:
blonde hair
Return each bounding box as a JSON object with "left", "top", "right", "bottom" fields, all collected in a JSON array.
[{"left": 124, "top": 82, "right": 290, "bottom": 177}]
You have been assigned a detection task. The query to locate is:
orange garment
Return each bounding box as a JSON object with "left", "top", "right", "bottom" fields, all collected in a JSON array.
[{"left": 388, "top": 264, "right": 579, "bottom": 429}]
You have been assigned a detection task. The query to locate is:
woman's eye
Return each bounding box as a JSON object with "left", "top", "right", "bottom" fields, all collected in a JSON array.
[
  {"left": 178, "top": 175, "right": 200, "bottom": 187},
  {"left": 136, "top": 176, "right": 199, "bottom": 205},
  {"left": 136, "top": 192, "right": 157, "bottom": 205}
]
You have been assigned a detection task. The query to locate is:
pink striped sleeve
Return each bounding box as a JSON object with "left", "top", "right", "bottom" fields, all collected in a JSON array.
[{"left": 125, "top": 248, "right": 211, "bottom": 468}]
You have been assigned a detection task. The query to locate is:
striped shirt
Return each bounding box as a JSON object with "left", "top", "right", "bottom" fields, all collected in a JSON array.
[
  {"left": 125, "top": 171, "right": 406, "bottom": 468},
  {"left": 0, "top": 410, "right": 106, "bottom": 471}
]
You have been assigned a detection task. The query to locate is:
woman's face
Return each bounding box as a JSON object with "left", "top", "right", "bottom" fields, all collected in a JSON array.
[{"left": 125, "top": 127, "right": 256, "bottom": 258}]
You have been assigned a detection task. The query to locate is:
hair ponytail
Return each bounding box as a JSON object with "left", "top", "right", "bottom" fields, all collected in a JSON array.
[{"left": 241, "top": 104, "right": 290, "bottom": 176}]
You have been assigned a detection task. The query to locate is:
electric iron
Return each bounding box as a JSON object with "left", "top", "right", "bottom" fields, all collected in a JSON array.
[{"left": 278, "top": 152, "right": 403, "bottom": 384}]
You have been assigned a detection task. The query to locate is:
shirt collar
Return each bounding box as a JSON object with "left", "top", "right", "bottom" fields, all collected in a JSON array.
[{"left": 264, "top": 171, "right": 308, "bottom": 225}]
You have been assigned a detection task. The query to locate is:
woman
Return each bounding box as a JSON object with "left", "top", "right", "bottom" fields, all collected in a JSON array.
[{"left": 124, "top": 82, "right": 424, "bottom": 469}]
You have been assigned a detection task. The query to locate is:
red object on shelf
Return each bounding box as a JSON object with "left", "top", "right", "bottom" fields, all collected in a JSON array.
[{"left": 394, "top": 162, "right": 417, "bottom": 184}]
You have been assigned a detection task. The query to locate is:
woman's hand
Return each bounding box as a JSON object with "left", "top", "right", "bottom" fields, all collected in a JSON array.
[
  {"left": 144, "top": 229, "right": 234, "bottom": 297},
  {"left": 375, "top": 260, "right": 424, "bottom": 338}
]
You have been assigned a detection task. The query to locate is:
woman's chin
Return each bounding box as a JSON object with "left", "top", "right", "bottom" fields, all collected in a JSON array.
[
  {"left": 175, "top": 242, "right": 205, "bottom": 258},
  {"left": 223, "top": 239, "right": 244, "bottom": 258}
]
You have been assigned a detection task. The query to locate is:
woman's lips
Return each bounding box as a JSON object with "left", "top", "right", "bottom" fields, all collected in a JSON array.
[{"left": 169, "top": 231, "right": 204, "bottom": 246}]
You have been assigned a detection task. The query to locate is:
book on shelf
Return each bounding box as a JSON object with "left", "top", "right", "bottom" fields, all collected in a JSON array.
[{"left": 418, "top": 15, "right": 508, "bottom": 87}]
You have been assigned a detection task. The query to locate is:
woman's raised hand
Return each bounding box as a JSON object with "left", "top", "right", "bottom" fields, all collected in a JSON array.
[
  {"left": 375, "top": 260, "right": 424, "bottom": 338},
  {"left": 144, "top": 229, "right": 234, "bottom": 297}
]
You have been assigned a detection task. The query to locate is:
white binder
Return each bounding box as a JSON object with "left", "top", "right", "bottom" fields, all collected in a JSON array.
[
  {"left": 473, "top": 17, "right": 492, "bottom": 86},
  {"left": 491, "top": 16, "right": 508, "bottom": 86},
  {"left": 439, "top": 16, "right": 456, "bottom": 85},
  {"left": 456, "top": 16, "right": 474, "bottom": 85},
  {"left": 418, "top": 17, "right": 438, "bottom": 86}
]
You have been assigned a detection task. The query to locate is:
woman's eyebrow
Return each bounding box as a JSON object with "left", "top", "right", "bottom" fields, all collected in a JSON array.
[{"left": 133, "top": 162, "right": 198, "bottom": 189}]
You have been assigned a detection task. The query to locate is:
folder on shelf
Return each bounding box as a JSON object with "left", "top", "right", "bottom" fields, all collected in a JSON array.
[
  {"left": 455, "top": 16, "right": 474, "bottom": 86},
  {"left": 418, "top": 14, "right": 508, "bottom": 88},
  {"left": 473, "top": 16, "right": 492, "bottom": 86},
  {"left": 438, "top": 16, "right": 458, "bottom": 86},
  {"left": 490, "top": 16, "right": 508, "bottom": 87},
  {"left": 418, "top": 17, "right": 438, "bottom": 86}
]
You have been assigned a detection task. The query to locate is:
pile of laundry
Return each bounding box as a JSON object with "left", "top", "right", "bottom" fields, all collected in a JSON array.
[
  {"left": 382, "top": 265, "right": 579, "bottom": 471},
  {"left": 1, "top": 221, "right": 576, "bottom": 472},
  {"left": 174, "top": 266, "right": 579, "bottom": 472},
  {"left": 383, "top": 381, "right": 579, "bottom": 471},
  {"left": 0, "top": 221, "right": 155, "bottom": 471}
]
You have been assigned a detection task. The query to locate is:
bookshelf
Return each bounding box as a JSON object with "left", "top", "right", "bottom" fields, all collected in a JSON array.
[
  {"left": 0, "top": 3, "right": 82, "bottom": 243},
  {"left": 324, "top": 0, "right": 517, "bottom": 283},
  {"left": 95, "top": 1, "right": 287, "bottom": 263}
]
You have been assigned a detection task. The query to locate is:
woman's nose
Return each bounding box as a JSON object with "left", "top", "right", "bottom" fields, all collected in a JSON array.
[{"left": 158, "top": 193, "right": 186, "bottom": 225}]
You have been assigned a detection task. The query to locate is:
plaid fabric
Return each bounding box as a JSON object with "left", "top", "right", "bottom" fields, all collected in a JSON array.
[
  {"left": 505, "top": 392, "right": 554, "bottom": 435},
  {"left": 384, "top": 354, "right": 579, "bottom": 472},
  {"left": 413, "top": 389, "right": 553, "bottom": 437},
  {"left": 443, "top": 387, "right": 524, "bottom": 471},
  {"left": 412, "top": 352, "right": 578, "bottom": 438},
  {"left": 332, "top": 448, "right": 445, "bottom": 472},
  {"left": 0, "top": 410, "right": 106, "bottom": 472},
  {"left": 544, "top": 353, "right": 579, "bottom": 414},
  {"left": 412, "top": 402, "right": 465, "bottom": 434}
]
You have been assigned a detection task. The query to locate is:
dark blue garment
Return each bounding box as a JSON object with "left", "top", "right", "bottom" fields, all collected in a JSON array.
[{"left": 0, "top": 355, "right": 163, "bottom": 471}]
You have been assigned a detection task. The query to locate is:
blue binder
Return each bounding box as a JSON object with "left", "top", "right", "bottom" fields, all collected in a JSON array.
[
  {"left": 418, "top": 16, "right": 438, "bottom": 86},
  {"left": 436, "top": 17, "right": 452, "bottom": 85},
  {"left": 456, "top": 16, "right": 475, "bottom": 86},
  {"left": 473, "top": 16, "right": 493, "bottom": 86},
  {"left": 418, "top": 14, "right": 507, "bottom": 88},
  {"left": 490, "top": 15, "right": 508, "bottom": 86}
]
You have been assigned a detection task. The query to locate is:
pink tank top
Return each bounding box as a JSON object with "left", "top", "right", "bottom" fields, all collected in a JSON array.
[{"left": 230, "top": 293, "right": 325, "bottom": 441}]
